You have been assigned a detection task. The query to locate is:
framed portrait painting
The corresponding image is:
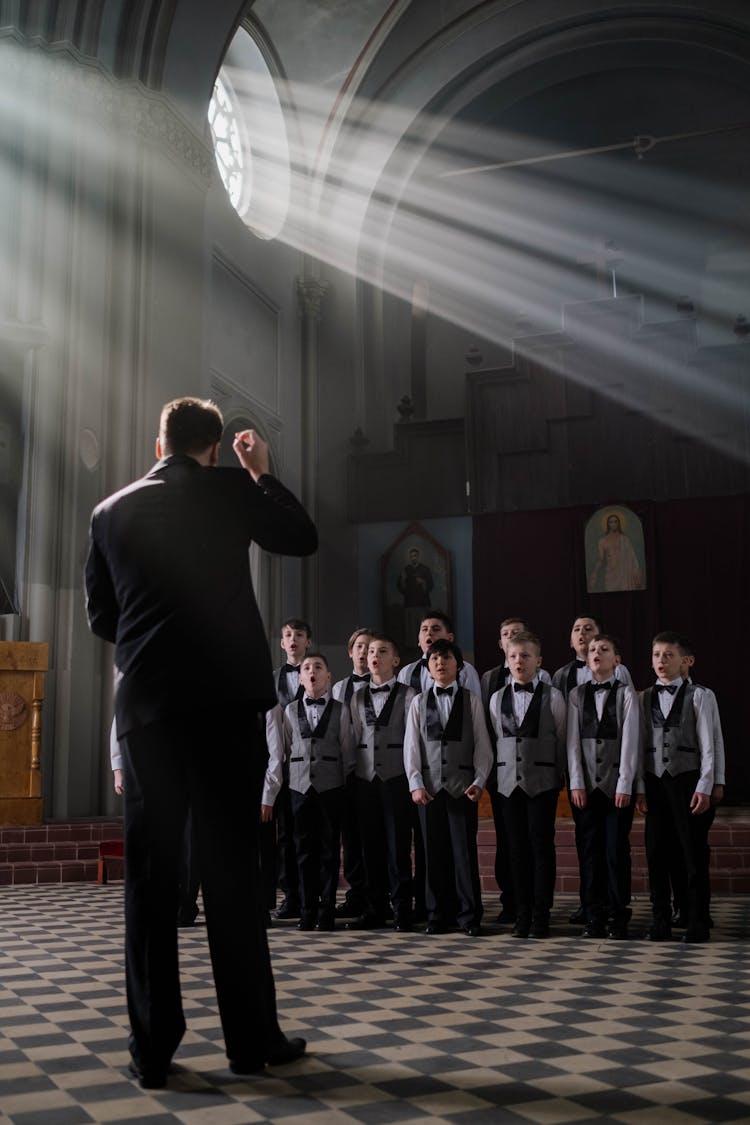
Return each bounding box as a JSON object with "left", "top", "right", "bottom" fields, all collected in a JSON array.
[
  {"left": 382, "top": 523, "right": 452, "bottom": 654},
  {"left": 585, "top": 505, "right": 646, "bottom": 593}
]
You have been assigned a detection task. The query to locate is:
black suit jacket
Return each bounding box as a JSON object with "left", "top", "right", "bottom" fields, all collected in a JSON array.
[{"left": 85, "top": 455, "right": 317, "bottom": 736}]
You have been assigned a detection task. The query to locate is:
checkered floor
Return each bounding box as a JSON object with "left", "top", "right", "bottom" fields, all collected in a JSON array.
[{"left": 2, "top": 888, "right": 750, "bottom": 1125}]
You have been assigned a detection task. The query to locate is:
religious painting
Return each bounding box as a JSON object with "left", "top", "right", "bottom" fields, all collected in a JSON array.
[
  {"left": 382, "top": 523, "right": 452, "bottom": 655},
  {"left": 585, "top": 505, "right": 646, "bottom": 593}
]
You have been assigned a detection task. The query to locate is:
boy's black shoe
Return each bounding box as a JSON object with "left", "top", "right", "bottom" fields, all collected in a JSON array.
[
  {"left": 424, "top": 921, "right": 449, "bottom": 934},
  {"left": 643, "top": 921, "right": 672, "bottom": 941},
  {"left": 297, "top": 914, "right": 316, "bottom": 931},
  {"left": 512, "top": 914, "right": 531, "bottom": 938},
  {"left": 314, "top": 914, "right": 335, "bottom": 931},
  {"left": 582, "top": 922, "right": 606, "bottom": 939},
  {"left": 462, "top": 924, "right": 481, "bottom": 937},
  {"left": 530, "top": 918, "right": 550, "bottom": 939},
  {"left": 607, "top": 922, "right": 629, "bottom": 939},
  {"left": 682, "top": 924, "right": 710, "bottom": 943},
  {"left": 229, "top": 1037, "right": 307, "bottom": 1075},
  {"left": 274, "top": 898, "right": 301, "bottom": 920},
  {"left": 127, "top": 1060, "right": 169, "bottom": 1089}
]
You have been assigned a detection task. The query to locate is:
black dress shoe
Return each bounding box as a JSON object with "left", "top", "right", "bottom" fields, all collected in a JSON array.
[
  {"left": 127, "top": 1060, "right": 168, "bottom": 1089},
  {"left": 274, "top": 899, "right": 301, "bottom": 920},
  {"left": 643, "top": 922, "right": 672, "bottom": 941},
  {"left": 682, "top": 924, "right": 710, "bottom": 943},
  {"left": 393, "top": 918, "right": 413, "bottom": 932},
  {"left": 314, "top": 915, "right": 335, "bottom": 931},
  {"left": 530, "top": 920, "right": 550, "bottom": 939},
  {"left": 230, "top": 1036, "right": 307, "bottom": 1075},
  {"left": 607, "top": 923, "right": 628, "bottom": 939},
  {"left": 297, "top": 915, "right": 316, "bottom": 931},
  {"left": 424, "top": 921, "right": 448, "bottom": 934},
  {"left": 462, "top": 924, "right": 481, "bottom": 937},
  {"left": 512, "top": 916, "right": 531, "bottom": 938},
  {"left": 582, "top": 922, "right": 607, "bottom": 939},
  {"left": 344, "top": 914, "right": 386, "bottom": 930}
]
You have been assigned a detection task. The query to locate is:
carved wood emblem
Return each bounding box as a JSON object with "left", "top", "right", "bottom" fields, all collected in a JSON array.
[{"left": 0, "top": 691, "right": 27, "bottom": 730}]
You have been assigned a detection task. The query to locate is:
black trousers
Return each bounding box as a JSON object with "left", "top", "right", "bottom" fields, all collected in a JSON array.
[
  {"left": 572, "top": 789, "right": 635, "bottom": 924},
  {"left": 354, "top": 774, "right": 413, "bottom": 921},
  {"left": 121, "top": 708, "right": 281, "bottom": 1072},
  {"left": 419, "top": 790, "right": 482, "bottom": 928},
  {"left": 488, "top": 785, "right": 517, "bottom": 912},
  {"left": 645, "top": 770, "right": 711, "bottom": 927},
  {"left": 275, "top": 780, "right": 300, "bottom": 905},
  {"left": 340, "top": 773, "right": 367, "bottom": 910},
  {"left": 500, "top": 787, "right": 559, "bottom": 919},
  {"left": 289, "top": 786, "right": 343, "bottom": 920}
]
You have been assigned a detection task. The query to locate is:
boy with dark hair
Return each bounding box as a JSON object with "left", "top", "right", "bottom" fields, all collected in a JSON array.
[
  {"left": 489, "top": 631, "right": 566, "bottom": 939},
  {"left": 669, "top": 644, "right": 726, "bottom": 928},
  {"left": 269, "top": 618, "right": 312, "bottom": 919},
  {"left": 348, "top": 634, "right": 417, "bottom": 931},
  {"left": 567, "top": 634, "right": 644, "bottom": 939},
  {"left": 282, "top": 653, "right": 354, "bottom": 931},
  {"left": 404, "top": 639, "right": 492, "bottom": 936},
  {"left": 331, "top": 626, "right": 374, "bottom": 920},
  {"left": 641, "top": 631, "right": 717, "bottom": 943},
  {"left": 553, "top": 614, "right": 633, "bottom": 924},
  {"left": 399, "top": 611, "right": 481, "bottom": 696}
]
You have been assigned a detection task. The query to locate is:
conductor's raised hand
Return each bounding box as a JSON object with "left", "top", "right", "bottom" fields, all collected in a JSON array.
[{"left": 233, "top": 429, "right": 270, "bottom": 481}]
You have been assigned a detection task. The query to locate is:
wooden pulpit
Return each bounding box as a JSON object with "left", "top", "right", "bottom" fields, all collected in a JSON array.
[{"left": 0, "top": 641, "right": 48, "bottom": 825}]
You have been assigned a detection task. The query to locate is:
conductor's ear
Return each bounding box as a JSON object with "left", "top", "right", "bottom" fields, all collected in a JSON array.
[
  {"left": 208, "top": 441, "right": 220, "bottom": 467},
  {"left": 155, "top": 437, "right": 163, "bottom": 459}
]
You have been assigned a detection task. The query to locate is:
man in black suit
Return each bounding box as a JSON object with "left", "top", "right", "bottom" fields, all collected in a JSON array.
[{"left": 85, "top": 397, "right": 317, "bottom": 1088}]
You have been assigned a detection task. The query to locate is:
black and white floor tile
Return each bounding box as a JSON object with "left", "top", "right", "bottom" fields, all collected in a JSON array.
[{"left": 2, "top": 885, "right": 750, "bottom": 1124}]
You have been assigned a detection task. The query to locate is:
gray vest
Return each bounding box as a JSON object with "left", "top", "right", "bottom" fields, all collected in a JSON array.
[
  {"left": 495, "top": 682, "right": 559, "bottom": 797},
  {"left": 642, "top": 682, "right": 700, "bottom": 779},
  {"left": 286, "top": 698, "right": 346, "bottom": 794},
  {"left": 417, "top": 687, "right": 475, "bottom": 799},
  {"left": 552, "top": 660, "right": 585, "bottom": 699},
  {"left": 353, "top": 683, "right": 409, "bottom": 782},
  {"left": 575, "top": 681, "right": 625, "bottom": 799}
]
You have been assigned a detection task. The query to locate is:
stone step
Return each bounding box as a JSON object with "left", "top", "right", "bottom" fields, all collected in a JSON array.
[
  {"left": 0, "top": 820, "right": 124, "bottom": 886},
  {"left": 2, "top": 814, "right": 750, "bottom": 892}
]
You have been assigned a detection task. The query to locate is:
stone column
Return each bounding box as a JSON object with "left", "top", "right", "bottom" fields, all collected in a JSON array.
[{"left": 296, "top": 273, "right": 327, "bottom": 629}]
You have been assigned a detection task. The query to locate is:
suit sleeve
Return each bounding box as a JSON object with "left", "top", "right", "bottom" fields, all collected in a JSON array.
[
  {"left": 84, "top": 516, "right": 119, "bottom": 642},
  {"left": 246, "top": 474, "right": 318, "bottom": 556},
  {"left": 566, "top": 688, "right": 585, "bottom": 791}
]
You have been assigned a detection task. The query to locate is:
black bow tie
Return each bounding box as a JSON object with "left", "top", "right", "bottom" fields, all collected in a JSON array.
[
  {"left": 371, "top": 684, "right": 390, "bottom": 694},
  {"left": 352, "top": 674, "right": 370, "bottom": 683},
  {"left": 656, "top": 683, "right": 678, "bottom": 695},
  {"left": 513, "top": 682, "right": 535, "bottom": 694},
  {"left": 593, "top": 682, "right": 612, "bottom": 691},
  {"left": 575, "top": 659, "right": 586, "bottom": 668},
  {"left": 282, "top": 663, "right": 299, "bottom": 675},
  {"left": 305, "top": 697, "right": 326, "bottom": 707},
  {"left": 435, "top": 686, "right": 454, "bottom": 696}
]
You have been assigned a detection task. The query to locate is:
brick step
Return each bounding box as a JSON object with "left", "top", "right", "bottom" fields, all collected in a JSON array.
[
  {"left": 0, "top": 859, "right": 102, "bottom": 885},
  {"left": 477, "top": 815, "right": 750, "bottom": 896},
  {"left": 0, "top": 842, "right": 102, "bottom": 862},
  {"left": 0, "top": 820, "right": 122, "bottom": 844}
]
